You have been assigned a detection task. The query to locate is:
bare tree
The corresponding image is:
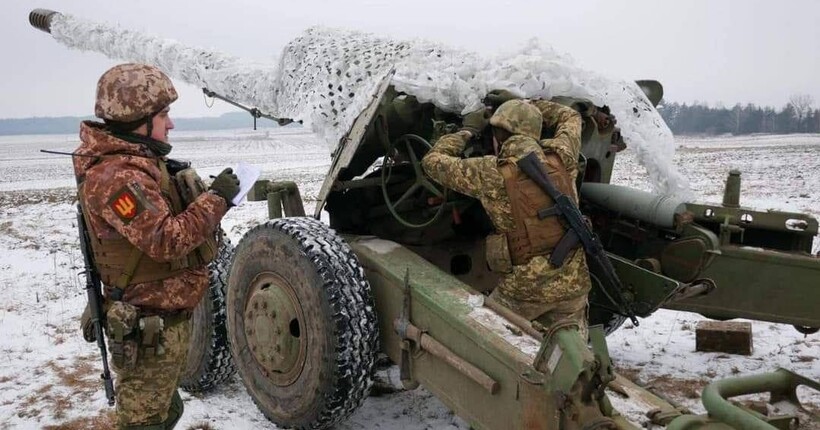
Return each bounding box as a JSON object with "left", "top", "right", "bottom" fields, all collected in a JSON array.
[
  {"left": 789, "top": 94, "right": 815, "bottom": 132},
  {"left": 731, "top": 103, "right": 742, "bottom": 134}
]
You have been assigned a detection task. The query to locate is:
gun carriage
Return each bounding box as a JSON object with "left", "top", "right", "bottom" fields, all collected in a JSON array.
[{"left": 30, "top": 9, "right": 820, "bottom": 429}]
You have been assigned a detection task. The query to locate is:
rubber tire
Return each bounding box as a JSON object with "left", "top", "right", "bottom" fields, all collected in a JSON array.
[
  {"left": 180, "top": 239, "right": 237, "bottom": 393},
  {"left": 227, "top": 217, "right": 378, "bottom": 430}
]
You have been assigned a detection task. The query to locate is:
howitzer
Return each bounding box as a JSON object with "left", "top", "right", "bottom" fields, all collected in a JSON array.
[
  {"left": 30, "top": 7, "right": 820, "bottom": 429},
  {"left": 76, "top": 205, "right": 116, "bottom": 406},
  {"left": 517, "top": 151, "right": 640, "bottom": 327},
  {"left": 579, "top": 171, "right": 820, "bottom": 335}
]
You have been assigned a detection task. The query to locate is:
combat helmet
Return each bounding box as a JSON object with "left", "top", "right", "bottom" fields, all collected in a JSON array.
[
  {"left": 489, "top": 99, "right": 542, "bottom": 140},
  {"left": 95, "top": 63, "right": 178, "bottom": 124}
]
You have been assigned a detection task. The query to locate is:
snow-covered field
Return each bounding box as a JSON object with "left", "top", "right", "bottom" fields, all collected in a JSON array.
[{"left": 0, "top": 128, "right": 818, "bottom": 429}]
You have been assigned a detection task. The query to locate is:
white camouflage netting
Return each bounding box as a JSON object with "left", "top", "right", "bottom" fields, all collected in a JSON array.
[{"left": 51, "top": 13, "right": 691, "bottom": 198}]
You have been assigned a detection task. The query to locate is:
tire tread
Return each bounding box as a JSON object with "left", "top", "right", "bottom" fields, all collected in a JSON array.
[
  {"left": 234, "top": 218, "right": 378, "bottom": 430},
  {"left": 180, "top": 241, "right": 238, "bottom": 392}
]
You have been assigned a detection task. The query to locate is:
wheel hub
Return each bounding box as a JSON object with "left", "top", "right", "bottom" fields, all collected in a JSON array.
[{"left": 244, "top": 272, "right": 305, "bottom": 385}]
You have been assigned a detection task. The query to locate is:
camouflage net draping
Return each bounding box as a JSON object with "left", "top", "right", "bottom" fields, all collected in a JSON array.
[{"left": 51, "top": 13, "right": 691, "bottom": 198}]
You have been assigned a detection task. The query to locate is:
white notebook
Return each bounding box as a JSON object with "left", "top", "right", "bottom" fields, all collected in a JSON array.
[{"left": 232, "top": 161, "right": 262, "bottom": 206}]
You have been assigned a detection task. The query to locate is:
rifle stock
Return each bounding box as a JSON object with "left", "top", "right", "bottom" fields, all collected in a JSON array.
[
  {"left": 516, "top": 152, "right": 639, "bottom": 327},
  {"left": 76, "top": 207, "right": 116, "bottom": 406}
]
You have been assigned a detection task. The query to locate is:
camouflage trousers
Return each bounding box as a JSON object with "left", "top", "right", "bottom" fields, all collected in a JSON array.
[
  {"left": 495, "top": 249, "right": 591, "bottom": 306},
  {"left": 490, "top": 289, "right": 589, "bottom": 340},
  {"left": 111, "top": 315, "right": 191, "bottom": 429}
]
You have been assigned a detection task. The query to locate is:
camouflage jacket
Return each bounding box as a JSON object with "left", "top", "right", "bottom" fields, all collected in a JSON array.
[
  {"left": 421, "top": 127, "right": 590, "bottom": 304},
  {"left": 74, "top": 121, "right": 227, "bottom": 311},
  {"left": 532, "top": 100, "right": 583, "bottom": 177}
]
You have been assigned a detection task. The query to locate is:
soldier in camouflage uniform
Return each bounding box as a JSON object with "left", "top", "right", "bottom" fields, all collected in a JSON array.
[
  {"left": 421, "top": 97, "right": 591, "bottom": 337},
  {"left": 74, "top": 64, "right": 240, "bottom": 429}
]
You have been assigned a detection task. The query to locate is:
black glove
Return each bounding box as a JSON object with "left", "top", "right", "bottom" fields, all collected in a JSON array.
[
  {"left": 483, "top": 89, "right": 521, "bottom": 109},
  {"left": 209, "top": 168, "right": 240, "bottom": 206},
  {"left": 460, "top": 108, "right": 491, "bottom": 138}
]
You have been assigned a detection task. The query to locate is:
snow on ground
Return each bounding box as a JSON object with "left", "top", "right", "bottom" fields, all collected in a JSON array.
[
  {"left": 612, "top": 134, "right": 820, "bottom": 255},
  {"left": 0, "top": 129, "right": 818, "bottom": 429}
]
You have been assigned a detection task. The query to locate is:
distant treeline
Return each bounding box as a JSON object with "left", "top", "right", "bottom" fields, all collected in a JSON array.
[
  {"left": 4, "top": 99, "right": 819, "bottom": 137},
  {"left": 0, "top": 112, "right": 280, "bottom": 136},
  {"left": 658, "top": 97, "right": 819, "bottom": 135}
]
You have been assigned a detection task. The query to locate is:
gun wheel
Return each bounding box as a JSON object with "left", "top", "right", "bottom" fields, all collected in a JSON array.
[
  {"left": 181, "top": 236, "right": 237, "bottom": 392},
  {"left": 228, "top": 217, "right": 378, "bottom": 430}
]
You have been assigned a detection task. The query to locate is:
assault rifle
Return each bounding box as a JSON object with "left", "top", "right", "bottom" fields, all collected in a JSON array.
[
  {"left": 77, "top": 206, "right": 116, "bottom": 406},
  {"left": 517, "top": 152, "right": 640, "bottom": 327}
]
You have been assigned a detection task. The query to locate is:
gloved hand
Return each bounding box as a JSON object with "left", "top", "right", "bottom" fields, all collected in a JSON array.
[
  {"left": 483, "top": 89, "right": 521, "bottom": 109},
  {"left": 460, "top": 108, "right": 491, "bottom": 138},
  {"left": 209, "top": 168, "right": 240, "bottom": 206}
]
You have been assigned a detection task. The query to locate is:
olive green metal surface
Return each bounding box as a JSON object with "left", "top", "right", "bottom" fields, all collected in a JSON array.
[
  {"left": 348, "top": 236, "right": 551, "bottom": 429},
  {"left": 686, "top": 203, "right": 818, "bottom": 238},
  {"left": 609, "top": 253, "right": 682, "bottom": 317},
  {"left": 672, "top": 368, "right": 820, "bottom": 430},
  {"left": 347, "top": 235, "right": 640, "bottom": 430},
  {"left": 665, "top": 245, "right": 820, "bottom": 327}
]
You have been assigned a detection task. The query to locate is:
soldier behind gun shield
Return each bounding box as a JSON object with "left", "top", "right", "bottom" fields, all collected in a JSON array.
[
  {"left": 75, "top": 63, "right": 240, "bottom": 429},
  {"left": 421, "top": 92, "right": 592, "bottom": 339}
]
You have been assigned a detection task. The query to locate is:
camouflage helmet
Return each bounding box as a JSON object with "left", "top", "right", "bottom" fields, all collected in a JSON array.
[
  {"left": 489, "top": 99, "right": 543, "bottom": 140},
  {"left": 94, "top": 63, "right": 178, "bottom": 123}
]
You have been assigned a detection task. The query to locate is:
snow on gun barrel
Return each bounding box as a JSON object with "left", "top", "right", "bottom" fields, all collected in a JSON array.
[{"left": 28, "top": 7, "right": 691, "bottom": 199}]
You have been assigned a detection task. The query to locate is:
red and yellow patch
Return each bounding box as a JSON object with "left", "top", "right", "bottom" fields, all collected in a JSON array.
[
  {"left": 112, "top": 191, "right": 137, "bottom": 218},
  {"left": 107, "top": 186, "right": 145, "bottom": 224}
]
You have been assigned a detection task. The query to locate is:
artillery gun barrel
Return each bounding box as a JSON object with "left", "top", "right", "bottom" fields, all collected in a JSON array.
[
  {"left": 29, "top": 8, "right": 58, "bottom": 33},
  {"left": 27, "top": 8, "right": 282, "bottom": 125},
  {"left": 581, "top": 183, "right": 686, "bottom": 229}
]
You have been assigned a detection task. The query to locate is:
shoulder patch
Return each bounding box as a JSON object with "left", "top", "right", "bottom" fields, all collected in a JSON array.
[
  {"left": 128, "top": 181, "right": 158, "bottom": 213},
  {"left": 107, "top": 186, "right": 145, "bottom": 224}
]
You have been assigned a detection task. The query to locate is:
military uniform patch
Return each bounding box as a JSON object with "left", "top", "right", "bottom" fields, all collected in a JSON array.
[
  {"left": 128, "top": 181, "right": 158, "bottom": 213},
  {"left": 108, "top": 185, "right": 145, "bottom": 224}
]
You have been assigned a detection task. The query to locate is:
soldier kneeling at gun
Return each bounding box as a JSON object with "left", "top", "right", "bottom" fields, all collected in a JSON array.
[{"left": 76, "top": 63, "right": 240, "bottom": 429}]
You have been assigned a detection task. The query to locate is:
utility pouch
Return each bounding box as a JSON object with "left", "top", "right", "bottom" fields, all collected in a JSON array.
[
  {"left": 175, "top": 168, "right": 207, "bottom": 204},
  {"left": 486, "top": 233, "right": 513, "bottom": 274},
  {"left": 139, "top": 315, "right": 166, "bottom": 357},
  {"left": 106, "top": 301, "right": 140, "bottom": 370},
  {"left": 175, "top": 168, "right": 219, "bottom": 265},
  {"left": 80, "top": 302, "right": 96, "bottom": 343},
  {"left": 192, "top": 232, "right": 219, "bottom": 266}
]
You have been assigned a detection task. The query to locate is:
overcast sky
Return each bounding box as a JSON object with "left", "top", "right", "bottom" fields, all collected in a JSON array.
[{"left": 3, "top": 0, "right": 818, "bottom": 119}]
